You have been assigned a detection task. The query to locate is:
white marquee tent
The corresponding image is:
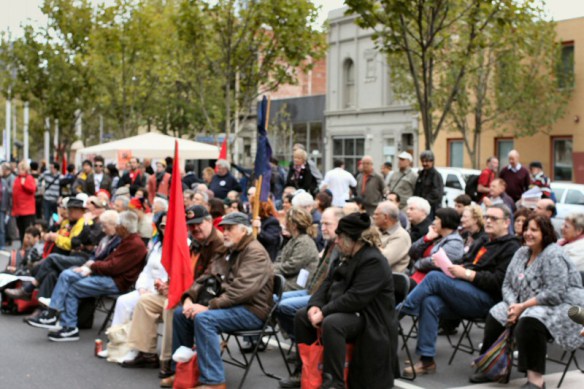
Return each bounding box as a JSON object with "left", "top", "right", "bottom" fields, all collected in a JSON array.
[{"left": 77, "top": 132, "right": 220, "bottom": 163}]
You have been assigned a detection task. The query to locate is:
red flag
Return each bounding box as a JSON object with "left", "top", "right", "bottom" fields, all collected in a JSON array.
[
  {"left": 161, "top": 140, "right": 193, "bottom": 309},
  {"left": 61, "top": 152, "right": 67, "bottom": 175},
  {"left": 215, "top": 137, "right": 228, "bottom": 173}
]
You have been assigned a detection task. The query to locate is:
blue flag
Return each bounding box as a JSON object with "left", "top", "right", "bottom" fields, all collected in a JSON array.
[{"left": 254, "top": 96, "right": 272, "bottom": 202}]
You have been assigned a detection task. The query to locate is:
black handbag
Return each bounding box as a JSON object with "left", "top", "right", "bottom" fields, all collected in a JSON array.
[{"left": 196, "top": 275, "right": 223, "bottom": 306}]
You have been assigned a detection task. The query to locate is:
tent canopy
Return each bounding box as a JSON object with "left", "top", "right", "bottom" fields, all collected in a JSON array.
[{"left": 77, "top": 132, "right": 220, "bottom": 161}]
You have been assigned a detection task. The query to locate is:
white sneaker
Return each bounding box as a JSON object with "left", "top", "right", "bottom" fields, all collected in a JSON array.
[
  {"left": 172, "top": 346, "right": 195, "bottom": 363},
  {"left": 97, "top": 349, "right": 109, "bottom": 359},
  {"left": 121, "top": 349, "right": 139, "bottom": 362},
  {"left": 38, "top": 297, "right": 51, "bottom": 307}
]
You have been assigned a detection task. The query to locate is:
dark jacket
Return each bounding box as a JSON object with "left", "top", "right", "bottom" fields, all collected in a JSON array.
[
  {"left": 463, "top": 233, "right": 521, "bottom": 301},
  {"left": 73, "top": 172, "right": 96, "bottom": 195},
  {"left": 182, "top": 172, "right": 201, "bottom": 190},
  {"left": 208, "top": 234, "right": 274, "bottom": 321},
  {"left": 308, "top": 245, "right": 398, "bottom": 389},
  {"left": 356, "top": 172, "right": 385, "bottom": 215},
  {"left": 257, "top": 216, "right": 282, "bottom": 262},
  {"left": 414, "top": 167, "right": 444, "bottom": 211},
  {"left": 209, "top": 172, "right": 242, "bottom": 199},
  {"left": 90, "top": 233, "right": 147, "bottom": 292},
  {"left": 409, "top": 216, "right": 432, "bottom": 243},
  {"left": 286, "top": 163, "right": 319, "bottom": 196},
  {"left": 499, "top": 165, "right": 531, "bottom": 202},
  {"left": 118, "top": 170, "right": 146, "bottom": 196}
]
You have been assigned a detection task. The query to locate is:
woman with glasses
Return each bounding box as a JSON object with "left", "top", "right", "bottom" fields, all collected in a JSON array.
[{"left": 471, "top": 215, "right": 584, "bottom": 388}]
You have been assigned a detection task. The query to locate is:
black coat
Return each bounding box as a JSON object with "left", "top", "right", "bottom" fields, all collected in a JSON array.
[
  {"left": 414, "top": 167, "right": 444, "bottom": 211},
  {"left": 309, "top": 245, "right": 399, "bottom": 389},
  {"left": 257, "top": 216, "right": 282, "bottom": 262},
  {"left": 409, "top": 215, "right": 432, "bottom": 243},
  {"left": 286, "top": 164, "right": 318, "bottom": 196}
]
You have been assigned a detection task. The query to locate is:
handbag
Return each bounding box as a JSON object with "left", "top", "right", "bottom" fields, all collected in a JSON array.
[
  {"left": 196, "top": 275, "right": 223, "bottom": 306},
  {"left": 472, "top": 327, "right": 514, "bottom": 383},
  {"left": 299, "top": 332, "right": 353, "bottom": 389},
  {"left": 173, "top": 351, "right": 200, "bottom": 389}
]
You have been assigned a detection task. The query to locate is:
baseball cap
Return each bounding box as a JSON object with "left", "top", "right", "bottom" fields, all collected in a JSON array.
[
  {"left": 186, "top": 205, "right": 210, "bottom": 225},
  {"left": 398, "top": 151, "right": 413, "bottom": 162},
  {"left": 218, "top": 212, "right": 251, "bottom": 227}
]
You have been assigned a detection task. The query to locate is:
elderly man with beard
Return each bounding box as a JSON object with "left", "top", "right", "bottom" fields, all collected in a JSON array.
[
  {"left": 293, "top": 212, "right": 398, "bottom": 389},
  {"left": 170, "top": 212, "right": 273, "bottom": 389},
  {"left": 278, "top": 207, "right": 344, "bottom": 389}
]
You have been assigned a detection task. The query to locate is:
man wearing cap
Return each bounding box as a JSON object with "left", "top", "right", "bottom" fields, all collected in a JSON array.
[
  {"left": 321, "top": 159, "right": 357, "bottom": 207},
  {"left": 147, "top": 160, "right": 171, "bottom": 205},
  {"left": 122, "top": 206, "right": 226, "bottom": 383},
  {"left": 414, "top": 150, "right": 444, "bottom": 216},
  {"left": 529, "top": 161, "right": 552, "bottom": 199},
  {"left": 294, "top": 212, "right": 398, "bottom": 389},
  {"left": 356, "top": 155, "right": 386, "bottom": 215},
  {"left": 25, "top": 211, "right": 147, "bottom": 341},
  {"left": 5, "top": 198, "right": 96, "bottom": 301},
  {"left": 170, "top": 212, "right": 273, "bottom": 389},
  {"left": 388, "top": 152, "right": 417, "bottom": 210}
]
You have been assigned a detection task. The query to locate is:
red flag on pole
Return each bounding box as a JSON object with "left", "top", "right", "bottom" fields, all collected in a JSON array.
[
  {"left": 161, "top": 140, "right": 193, "bottom": 309},
  {"left": 215, "top": 137, "right": 228, "bottom": 173}
]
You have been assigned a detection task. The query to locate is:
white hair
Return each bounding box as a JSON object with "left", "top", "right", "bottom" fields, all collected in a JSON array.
[
  {"left": 99, "top": 210, "right": 120, "bottom": 226},
  {"left": 115, "top": 196, "right": 131, "bottom": 211},
  {"left": 118, "top": 211, "right": 139, "bottom": 234},
  {"left": 153, "top": 197, "right": 169, "bottom": 212},
  {"left": 216, "top": 160, "right": 231, "bottom": 170},
  {"left": 291, "top": 191, "right": 314, "bottom": 208},
  {"left": 407, "top": 196, "right": 431, "bottom": 216},
  {"left": 377, "top": 201, "right": 399, "bottom": 221},
  {"left": 195, "top": 191, "right": 209, "bottom": 203}
]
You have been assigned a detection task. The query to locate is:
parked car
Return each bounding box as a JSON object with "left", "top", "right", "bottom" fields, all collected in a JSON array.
[
  {"left": 412, "top": 167, "right": 481, "bottom": 207},
  {"left": 550, "top": 182, "right": 584, "bottom": 220}
]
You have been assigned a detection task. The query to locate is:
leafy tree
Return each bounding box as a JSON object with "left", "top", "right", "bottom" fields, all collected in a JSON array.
[{"left": 346, "top": 0, "right": 522, "bottom": 150}]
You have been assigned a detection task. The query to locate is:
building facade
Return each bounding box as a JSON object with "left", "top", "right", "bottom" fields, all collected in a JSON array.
[
  {"left": 428, "top": 17, "right": 584, "bottom": 184},
  {"left": 324, "top": 7, "right": 417, "bottom": 174}
]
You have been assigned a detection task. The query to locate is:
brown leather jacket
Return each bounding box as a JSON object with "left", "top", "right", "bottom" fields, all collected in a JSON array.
[
  {"left": 208, "top": 233, "right": 274, "bottom": 321},
  {"left": 182, "top": 227, "right": 228, "bottom": 303}
]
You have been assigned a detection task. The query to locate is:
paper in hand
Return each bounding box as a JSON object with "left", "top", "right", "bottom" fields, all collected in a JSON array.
[
  {"left": 432, "top": 248, "right": 455, "bottom": 278},
  {"left": 296, "top": 268, "right": 310, "bottom": 288}
]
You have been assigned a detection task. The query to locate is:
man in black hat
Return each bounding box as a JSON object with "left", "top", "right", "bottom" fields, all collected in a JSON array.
[
  {"left": 123, "top": 205, "right": 227, "bottom": 385},
  {"left": 294, "top": 212, "right": 398, "bottom": 389},
  {"left": 5, "top": 198, "right": 94, "bottom": 301},
  {"left": 169, "top": 212, "right": 273, "bottom": 389}
]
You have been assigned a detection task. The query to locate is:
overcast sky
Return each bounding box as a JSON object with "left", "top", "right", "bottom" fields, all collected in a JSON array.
[{"left": 1, "top": 0, "right": 584, "bottom": 38}]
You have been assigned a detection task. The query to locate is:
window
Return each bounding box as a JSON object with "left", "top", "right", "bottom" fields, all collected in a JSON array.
[
  {"left": 552, "top": 137, "right": 573, "bottom": 181},
  {"left": 566, "top": 189, "right": 584, "bottom": 205},
  {"left": 331, "top": 137, "right": 365, "bottom": 175},
  {"left": 495, "top": 138, "right": 514, "bottom": 166},
  {"left": 448, "top": 139, "right": 463, "bottom": 168},
  {"left": 446, "top": 174, "right": 462, "bottom": 190},
  {"left": 558, "top": 41, "right": 575, "bottom": 89},
  {"left": 553, "top": 187, "right": 565, "bottom": 203},
  {"left": 343, "top": 59, "right": 355, "bottom": 108}
]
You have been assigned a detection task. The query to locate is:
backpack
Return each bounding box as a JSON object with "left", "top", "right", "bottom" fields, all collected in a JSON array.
[{"left": 465, "top": 175, "right": 481, "bottom": 202}]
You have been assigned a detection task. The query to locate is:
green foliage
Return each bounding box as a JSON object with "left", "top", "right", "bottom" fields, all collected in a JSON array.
[{"left": 0, "top": 0, "right": 326, "bottom": 159}]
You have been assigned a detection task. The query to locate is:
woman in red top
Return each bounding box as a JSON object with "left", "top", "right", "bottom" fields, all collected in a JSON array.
[{"left": 12, "top": 161, "right": 37, "bottom": 242}]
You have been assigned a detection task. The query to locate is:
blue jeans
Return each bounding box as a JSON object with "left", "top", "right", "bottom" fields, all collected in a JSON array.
[
  {"left": 400, "top": 271, "right": 495, "bottom": 358},
  {"left": 50, "top": 269, "right": 120, "bottom": 328},
  {"left": 275, "top": 290, "right": 310, "bottom": 340},
  {"left": 172, "top": 305, "right": 263, "bottom": 385}
]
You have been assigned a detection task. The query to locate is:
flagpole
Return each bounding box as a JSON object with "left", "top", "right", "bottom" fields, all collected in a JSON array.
[
  {"left": 252, "top": 175, "right": 263, "bottom": 238},
  {"left": 264, "top": 96, "right": 271, "bottom": 131}
]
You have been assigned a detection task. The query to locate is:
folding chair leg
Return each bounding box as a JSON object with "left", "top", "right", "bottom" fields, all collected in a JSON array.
[
  {"left": 399, "top": 323, "right": 416, "bottom": 381},
  {"left": 97, "top": 298, "right": 117, "bottom": 336},
  {"left": 448, "top": 320, "right": 474, "bottom": 365},
  {"left": 557, "top": 351, "right": 575, "bottom": 388}
]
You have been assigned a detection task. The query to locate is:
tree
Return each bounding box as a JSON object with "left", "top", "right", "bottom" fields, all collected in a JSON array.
[
  {"left": 446, "top": 8, "right": 571, "bottom": 168},
  {"left": 346, "top": 0, "right": 522, "bottom": 150}
]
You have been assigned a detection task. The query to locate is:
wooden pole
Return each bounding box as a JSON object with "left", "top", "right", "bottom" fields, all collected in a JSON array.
[
  {"left": 252, "top": 175, "right": 263, "bottom": 238},
  {"left": 264, "top": 96, "right": 271, "bottom": 131}
]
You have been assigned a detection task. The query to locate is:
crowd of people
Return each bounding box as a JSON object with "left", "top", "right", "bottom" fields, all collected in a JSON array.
[{"left": 0, "top": 145, "right": 583, "bottom": 389}]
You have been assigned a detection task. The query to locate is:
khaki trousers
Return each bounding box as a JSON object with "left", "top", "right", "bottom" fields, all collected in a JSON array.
[{"left": 127, "top": 293, "right": 174, "bottom": 361}]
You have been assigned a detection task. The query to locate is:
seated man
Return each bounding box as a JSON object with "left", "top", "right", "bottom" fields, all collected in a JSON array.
[
  {"left": 399, "top": 204, "right": 520, "bottom": 378},
  {"left": 294, "top": 212, "right": 398, "bottom": 389},
  {"left": 373, "top": 201, "right": 411, "bottom": 273},
  {"left": 3, "top": 226, "right": 44, "bottom": 276},
  {"left": 121, "top": 206, "right": 226, "bottom": 385},
  {"left": 25, "top": 211, "right": 147, "bottom": 342},
  {"left": 171, "top": 212, "right": 273, "bottom": 389},
  {"left": 5, "top": 198, "right": 94, "bottom": 301},
  {"left": 278, "top": 206, "right": 343, "bottom": 389},
  {"left": 387, "top": 192, "right": 409, "bottom": 229},
  {"left": 406, "top": 196, "right": 432, "bottom": 243}
]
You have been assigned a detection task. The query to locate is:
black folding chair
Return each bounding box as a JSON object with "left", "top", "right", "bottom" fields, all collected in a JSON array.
[
  {"left": 447, "top": 317, "right": 485, "bottom": 365},
  {"left": 393, "top": 272, "right": 417, "bottom": 380},
  {"left": 221, "top": 274, "right": 291, "bottom": 389},
  {"left": 95, "top": 294, "right": 121, "bottom": 335}
]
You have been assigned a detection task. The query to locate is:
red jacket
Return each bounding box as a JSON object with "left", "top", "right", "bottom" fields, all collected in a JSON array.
[
  {"left": 90, "top": 233, "right": 147, "bottom": 292},
  {"left": 147, "top": 173, "right": 171, "bottom": 204},
  {"left": 12, "top": 174, "right": 37, "bottom": 217}
]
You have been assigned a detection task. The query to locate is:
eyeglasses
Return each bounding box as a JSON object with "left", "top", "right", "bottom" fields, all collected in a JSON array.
[{"left": 484, "top": 215, "right": 506, "bottom": 222}]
